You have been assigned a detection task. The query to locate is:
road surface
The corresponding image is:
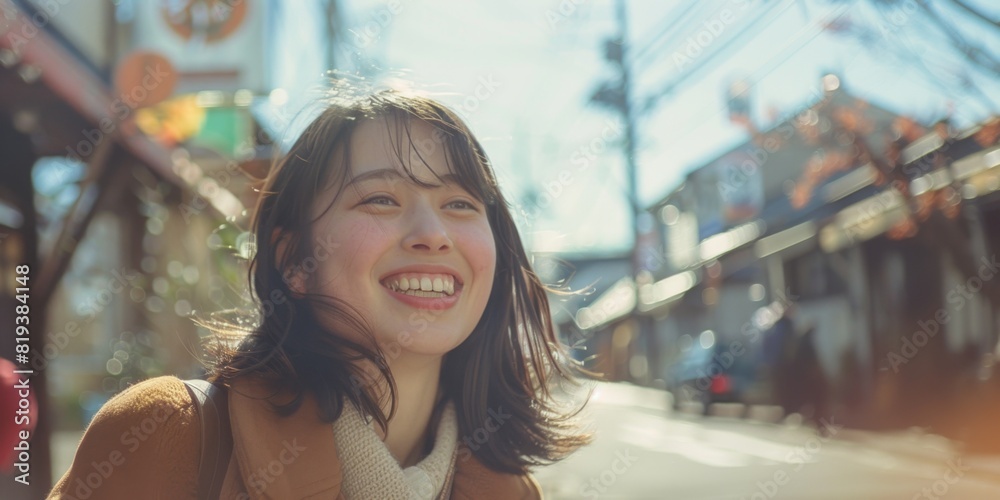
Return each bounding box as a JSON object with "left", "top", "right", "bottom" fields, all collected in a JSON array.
[{"left": 535, "top": 382, "right": 1000, "bottom": 499}]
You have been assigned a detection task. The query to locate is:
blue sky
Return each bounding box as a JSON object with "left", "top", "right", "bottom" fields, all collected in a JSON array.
[{"left": 279, "top": 0, "right": 1000, "bottom": 255}]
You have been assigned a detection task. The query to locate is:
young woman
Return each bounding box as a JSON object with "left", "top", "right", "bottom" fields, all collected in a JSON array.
[{"left": 50, "top": 89, "right": 591, "bottom": 499}]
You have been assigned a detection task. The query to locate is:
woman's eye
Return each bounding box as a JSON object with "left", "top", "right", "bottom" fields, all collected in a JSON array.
[
  {"left": 361, "top": 195, "right": 398, "bottom": 207},
  {"left": 446, "top": 200, "right": 478, "bottom": 211}
]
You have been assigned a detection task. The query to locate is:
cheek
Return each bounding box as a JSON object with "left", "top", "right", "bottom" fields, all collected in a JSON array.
[
  {"left": 465, "top": 226, "right": 497, "bottom": 284},
  {"left": 318, "top": 219, "right": 390, "bottom": 283},
  {"left": 342, "top": 220, "right": 387, "bottom": 252}
]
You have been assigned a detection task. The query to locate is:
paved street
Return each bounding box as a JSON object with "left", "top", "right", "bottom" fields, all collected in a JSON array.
[{"left": 535, "top": 383, "right": 1000, "bottom": 499}]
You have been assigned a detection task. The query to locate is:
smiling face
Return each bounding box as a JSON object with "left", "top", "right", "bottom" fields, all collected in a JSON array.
[{"left": 301, "top": 117, "right": 497, "bottom": 358}]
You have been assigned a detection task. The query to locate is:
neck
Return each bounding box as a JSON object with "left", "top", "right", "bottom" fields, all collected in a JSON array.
[{"left": 370, "top": 353, "right": 444, "bottom": 468}]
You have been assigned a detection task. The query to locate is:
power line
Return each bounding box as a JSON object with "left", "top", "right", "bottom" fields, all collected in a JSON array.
[
  {"left": 743, "top": 2, "right": 853, "bottom": 86},
  {"left": 640, "top": 0, "right": 798, "bottom": 115},
  {"left": 753, "top": 10, "right": 857, "bottom": 93},
  {"left": 868, "top": 0, "right": 999, "bottom": 113},
  {"left": 630, "top": 2, "right": 716, "bottom": 65},
  {"left": 584, "top": 0, "right": 853, "bottom": 205},
  {"left": 639, "top": 2, "right": 856, "bottom": 154}
]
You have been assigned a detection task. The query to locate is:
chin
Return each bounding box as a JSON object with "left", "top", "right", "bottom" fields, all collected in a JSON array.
[{"left": 377, "top": 325, "right": 472, "bottom": 357}]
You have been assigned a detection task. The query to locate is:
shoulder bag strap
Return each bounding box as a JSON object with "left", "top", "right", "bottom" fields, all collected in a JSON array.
[{"left": 183, "top": 378, "right": 233, "bottom": 500}]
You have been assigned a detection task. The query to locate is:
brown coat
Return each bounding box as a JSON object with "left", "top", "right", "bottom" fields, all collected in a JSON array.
[{"left": 49, "top": 376, "right": 542, "bottom": 499}]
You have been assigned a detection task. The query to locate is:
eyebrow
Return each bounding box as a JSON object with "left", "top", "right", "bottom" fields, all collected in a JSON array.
[{"left": 345, "top": 168, "right": 462, "bottom": 189}]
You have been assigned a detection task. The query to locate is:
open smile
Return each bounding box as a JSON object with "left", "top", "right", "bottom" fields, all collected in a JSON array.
[
  {"left": 379, "top": 272, "right": 463, "bottom": 309},
  {"left": 381, "top": 272, "right": 459, "bottom": 296}
]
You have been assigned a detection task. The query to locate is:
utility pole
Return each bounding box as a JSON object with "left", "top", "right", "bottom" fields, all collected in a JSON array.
[
  {"left": 592, "top": 0, "right": 659, "bottom": 385},
  {"left": 324, "top": 0, "right": 342, "bottom": 70}
]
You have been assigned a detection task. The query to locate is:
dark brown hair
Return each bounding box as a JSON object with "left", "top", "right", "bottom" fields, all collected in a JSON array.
[{"left": 205, "top": 88, "right": 591, "bottom": 474}]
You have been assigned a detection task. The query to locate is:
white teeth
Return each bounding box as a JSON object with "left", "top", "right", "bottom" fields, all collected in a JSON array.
[{"left": 385, "top": 274, "right": 458, "bottom": 296}]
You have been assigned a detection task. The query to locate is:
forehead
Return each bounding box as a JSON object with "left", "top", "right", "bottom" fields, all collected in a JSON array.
[{"left": 347, "top": 116, "right": 454, "bottom": 183}]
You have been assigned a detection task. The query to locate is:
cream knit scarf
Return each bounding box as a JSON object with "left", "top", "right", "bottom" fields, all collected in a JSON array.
[{"left": 332, "top": 399, "right": 459, "bottom": 500}]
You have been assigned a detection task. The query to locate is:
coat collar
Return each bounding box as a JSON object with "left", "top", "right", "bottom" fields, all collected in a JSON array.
[
  {"left": 225, "top": 377, "right": 540, "bottom": 499},
  {"left": 227, "top": 377, "right": 343, "bottom": 499}
]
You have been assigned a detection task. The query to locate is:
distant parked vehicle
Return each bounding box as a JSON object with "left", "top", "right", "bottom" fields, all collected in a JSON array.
[{"left": 666, "top": 338, "right": 755, "bottom": 415}]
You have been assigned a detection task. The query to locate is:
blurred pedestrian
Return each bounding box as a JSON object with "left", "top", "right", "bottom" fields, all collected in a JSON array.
[
  {"left": 788, "top": 326, "right": 830, "bottom": 430},
  {"left": 763, "top": 305, "right": 797, "bottom": 413}
]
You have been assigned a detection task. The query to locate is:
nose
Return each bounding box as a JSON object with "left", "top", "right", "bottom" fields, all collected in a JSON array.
[{"left": 402, "top": 204, "right": 453, "bottom": 253}]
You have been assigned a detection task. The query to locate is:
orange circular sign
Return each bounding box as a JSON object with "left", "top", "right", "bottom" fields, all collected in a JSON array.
[
  {"left": 161, "top": 0, "right": 248, "bottom": 43},
  {"left": 114, "top": 51, "right": 178, "bottom": 109}
]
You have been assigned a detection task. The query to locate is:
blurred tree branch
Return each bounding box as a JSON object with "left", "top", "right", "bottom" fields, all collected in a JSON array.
[
  {"left": 735, "top": 91, "right": 1000, "bottom": 305},
  {"left": 947, "top": 0, "right": 1000, "bottom": 29},
  {"left": 913, "top": 0, "right": 1000, "bottom": 75}
]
